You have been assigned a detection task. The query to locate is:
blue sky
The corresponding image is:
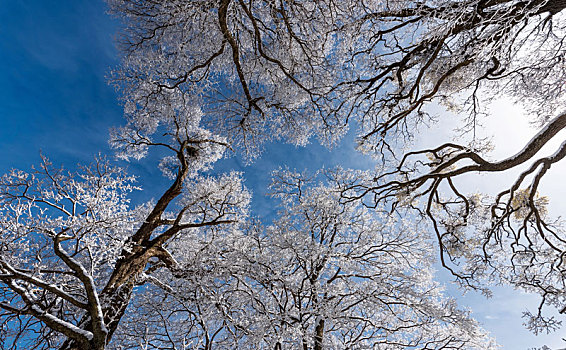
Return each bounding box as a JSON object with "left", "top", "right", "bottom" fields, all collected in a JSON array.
[
  {"left": 0, "top": 1, "right": 121, "bottom": 171},
  {"left": 0, "top": 1, "right": 564, "bottom": 348}
]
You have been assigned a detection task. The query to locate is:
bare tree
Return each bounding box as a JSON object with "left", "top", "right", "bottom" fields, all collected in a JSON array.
[
  {"left": 0, "top": 108, "right": 250, "bottom": 349},
  {"left": 109, "top": 169, "right": 496, "bottom": 349},
  {"left": 105, "top": 0, "right": 566, "bottom": 332},
  {"left": 4, "top": 0, "right": 566, "bottom": 347},
  {"left": 331, "top": 0, "right": 566, "bottom": 334}
]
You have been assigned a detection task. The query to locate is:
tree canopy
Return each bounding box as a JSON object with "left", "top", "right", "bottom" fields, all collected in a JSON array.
[{"left": 2, "top": 0, "right": 566, "bottom": 348}]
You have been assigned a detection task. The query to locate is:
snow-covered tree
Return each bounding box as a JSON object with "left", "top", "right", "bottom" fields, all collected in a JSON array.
[
  {"left": 110, "top": 169, "right": 496, "bottom": 349},
  {"left": 4, "top": 0, "right": 566, "bottom": 347},
  {"left": 105, "top": 0, "right": 566, "bottom": 332},
  {"left": 328, "top": 0, "right": 566, "bottom": 332},
  {"left": 0, "top": 151, "right": 249, "bottom": 349}
]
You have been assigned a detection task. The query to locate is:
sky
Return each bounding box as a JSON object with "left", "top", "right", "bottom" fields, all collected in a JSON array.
[{"left": 0, "top": 1, "right": 565, "bottom": 348}]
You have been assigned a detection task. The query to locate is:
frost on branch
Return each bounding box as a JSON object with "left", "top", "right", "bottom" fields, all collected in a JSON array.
[
  {"left": 111, "top": 169, "right": 496, "bottom": 349},
  {"left": 107, "top": 0, "right": 384, "bottom": 157},
  {"left": 0, "top": 157, "right": 137, "bottom": 349},
  {"left": 109, "top": 86, "right": 227, "bottom": 177},
  {"left": 0, "top": 151, "right": 251, "bottom": 349}
]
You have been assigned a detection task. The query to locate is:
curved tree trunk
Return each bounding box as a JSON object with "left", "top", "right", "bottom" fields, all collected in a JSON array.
[{"left": 59, "top": 156, "right": 190, "bottom": 349}]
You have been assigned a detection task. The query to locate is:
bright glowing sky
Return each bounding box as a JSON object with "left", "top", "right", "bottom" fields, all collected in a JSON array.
[{"left": 1, "top": 1, "right": 565, "bottom": 348}]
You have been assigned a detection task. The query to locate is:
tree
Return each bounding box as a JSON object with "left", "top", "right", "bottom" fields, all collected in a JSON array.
[
  {"left": 109, "top": 169, "right": 495, "bottom": 349},
  {"left": 105, "top": 0, "right": 566, "bottom": 333},
  {"left": 0, "top": 149, "right": 249, "bottom": 349},
  {"left": 3, "top": 0, "right": 564, "bottom": 347},
  {"left": 328, "top": 0, "right": 566, "bottom": 333}
]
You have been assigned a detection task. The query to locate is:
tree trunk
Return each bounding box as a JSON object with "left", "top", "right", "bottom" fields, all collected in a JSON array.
[
  {"left": 58, "top": 249, "right": 155, "bottom": 349},
  {"left": 59, "top": 154, "right": 190, "bottom": 350},
  {"left": 313, "top": 318, "right": 325, "bottom": 350}
]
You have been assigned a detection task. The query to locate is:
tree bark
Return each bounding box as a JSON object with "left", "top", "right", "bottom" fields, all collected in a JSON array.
[
  {"left": 313, "top": 319, "right": 325, "bottom": 350},
  {"left": 59, "top": 152, "right": 190, "bottom": 349},
  {"left": 539, "top": 0, "right": 566, "bottom": 14}
]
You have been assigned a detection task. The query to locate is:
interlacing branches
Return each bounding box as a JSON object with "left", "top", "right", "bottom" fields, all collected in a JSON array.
[
  {"left": 341, "top": 111, "right": 566, "bottom": 332},
  {"left": 110, "top": 169, "right": 495, "bottom": 349},
  {"left": 5, "top": 0, "right": 566, "bottom": 347},
  {"left": 0, "top": 156, "right": 136, "bottom": 349},
  {"left": 1, "top": 120, "right": 249, "bottom": 349},
  {"left": 108, "top": 0, "right": 363, "bottom": 156},
  {"left": 349, "top": 0, "right": 566, "bottom": 155}
]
